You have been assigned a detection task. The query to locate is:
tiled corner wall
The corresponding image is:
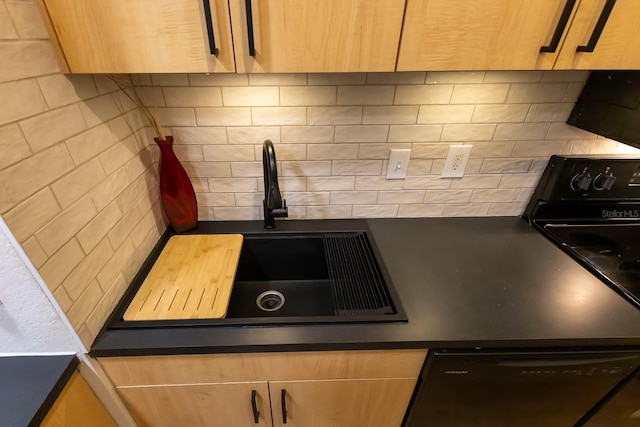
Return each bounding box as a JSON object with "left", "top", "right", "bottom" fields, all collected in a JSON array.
[
  {"left": 0, "top": 0, "right": 164, "bottom": 348},
  {"left": 134, "top": 71, "right": 639, "bottom": 220}
]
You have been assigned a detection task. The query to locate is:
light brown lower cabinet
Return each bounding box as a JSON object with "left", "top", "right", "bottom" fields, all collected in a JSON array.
[
  {"left": 118, "top": 382, "right": 271, "bottom": 427},
  {"left": 40, "top": 371, "right": 116, "bottom": 427},
  {"left": 98, "top": 349, "right": 427, "bottom": 427}
]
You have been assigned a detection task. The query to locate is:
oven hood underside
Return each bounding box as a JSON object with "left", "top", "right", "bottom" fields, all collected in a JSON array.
[{"left": 568, "top": 71, "right": 640, "bottom": 150}]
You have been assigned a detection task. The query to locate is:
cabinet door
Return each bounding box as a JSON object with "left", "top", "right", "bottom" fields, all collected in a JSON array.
[
  {"left": 397, "top": 0, "right": 574, "bottom": 71},
  {"left": 270, "top": 378, "right": 417, "bottom": 427},
  {"left": 555, "top": 0, "right": 640, "bottom": 69},
  {"left": 41, "top": 371, "right": 116, "bottom": 427},
  {"left": 117, "top": 382, "right": 271, "bottom": 427},
  {"left": 229, "top": 0, "right": 406, "bottom": 73},
  {"left": 40, "top": 0, "right": 235, "bottom": 73}
]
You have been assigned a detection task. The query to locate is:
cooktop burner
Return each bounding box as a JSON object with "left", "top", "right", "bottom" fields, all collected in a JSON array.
[{"left": 523, "top": 156, "right": 640, "bottom": 310}]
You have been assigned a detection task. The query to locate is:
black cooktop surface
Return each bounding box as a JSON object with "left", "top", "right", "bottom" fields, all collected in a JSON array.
[{"left": 544, "top": 223, "right": 640, "bottom": 308}]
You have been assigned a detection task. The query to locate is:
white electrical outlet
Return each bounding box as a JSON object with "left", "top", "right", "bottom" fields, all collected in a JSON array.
[
  {"left": 386, "top": 149, "right": 412, "bottom": 179},
  {"left": 441, "top": 145, "right": 472, "bottom": 178}
]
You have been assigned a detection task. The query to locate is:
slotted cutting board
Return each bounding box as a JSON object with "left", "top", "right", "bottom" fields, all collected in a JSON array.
[{"left": 124, "top": 234, "right": 243, "bottom": 321}]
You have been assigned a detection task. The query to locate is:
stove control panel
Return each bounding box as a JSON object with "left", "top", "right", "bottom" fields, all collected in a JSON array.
[{"left": 550, "top": 157, "right": 640, "bottom": 200}]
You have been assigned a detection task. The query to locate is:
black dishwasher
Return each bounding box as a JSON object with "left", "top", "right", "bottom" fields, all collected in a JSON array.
[{"left": 403, "top": 350, "right": 640, "bottom": 427}]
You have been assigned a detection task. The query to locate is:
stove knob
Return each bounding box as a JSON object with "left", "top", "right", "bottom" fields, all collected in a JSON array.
[
  {"left": 593, "top": 172, "right": 616, "bottom": 191},
  {"left": 571, "top": 173, "right": 592, "bottom": 191}
]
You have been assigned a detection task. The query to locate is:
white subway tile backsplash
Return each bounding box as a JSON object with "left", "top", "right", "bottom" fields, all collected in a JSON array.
[
  {"left": 19, "top": 104, "right": 86, "bottom": 152},
  {"left": 493, "top": 123, "right": 549, "bottom": 141},
  {"left": 547, "top": 123, "right": 598, "bottom": 140},
  {"left": 183, "top": 161, "right": 231, "bottom": 177},
  {"left": 488, "top": 202, "right": 527, "bottom": 216},
  {"left": 308, "top": 73, "right": 366, "bottom": 85},
  {"left": 407, "top": 159, "right": 434, "bottom": 176},
  {"left": 195, "top": 107, "right": 251, "bottom": 126},
  {"left": 335, "top": 125, "right": 388, "bottom": 143},
  {"left": 511, "top": 140, "right": 567, "bottom": 157},
  {"left": 410, "top": 143, "right": 451, "bottom": 158},
  {"left": 484, "top": 71, "right": 543, "bottom": 83},
  {"left": 234, "top": 192, "right": 261, "bottom": 206},
  {"left": 565, "top": 139, "right": 619, "bottom": 154},
  {"left": 308, "top": 106, "right": 362, "bottom": 125},
  {"left": 480, "top": 158, "right": 533, "bottom": 174},
  {"left": 417, "top": 105, "right": 474, "bottom": 124},
  {"left": 441, "top": 124, "right": 496, "bottom": 141},
  {"left": 403, "top": 176, "right": 451, "bottom": 190},
  {"left": 227, "top": 126, "right": 280, "bottom": 144},
  {"left": 189, "top": 73, "right": 249, "bottom": 86},
  {"left": 202, "top": 145, "right": 254, "bottom": 161},
  {"left": 450, "top": 175, "right": 502, "bottom": 189},
  {"left": 230, "top": 161, "right": 262, "bottom": 177},
  {"left": 398, "top": 203, "right": 445, "bottom": 217},
  {"left": 282, "top": 192, "right": 331, "bottom": 205},
  {"left": 0, "top": 124, "right": 31, "bottom": 170},
  {"left": 222, "top": 87, "right": 279, "bottom": 106},
  {"left": 330, "top": 191, "right": 377, "bottom": 205},
  {"left": 332, "top": 160, "right": 382, "bottom": 176},
  {"left": 425, "top": 189, "right": 473, "bottom": 203},
  {"left": 363, "top": 106, "right": 419, "bottom": 124},
  {"left": 308, "top": 144, "right": 358, "bottom": 160},
  {"left": 80, "top": 94, "right": 125, "bottom": 127},
  {"left": 443, "top": 203, "right": 490, "bottom": 217},
  {"left": 76, "top": 200, "right": 122, "bottom": 253},
  {"left": 0, "top": 79, "right": 48, "bottom": 125},
  {"left": 306, "top": 205, "right": 353, "bottom": 219},
  {"left": 426, "top": 71, "right": 485, "bottom": 84},
  {"left": 355, "top": 176, "right": 404, "bottom": 190},
  {"left": 498, "top": 173, "right": 541, "bottom": 188},
  {"left": 249, "top": 74, "right": 307, "bottom": 86},
  {"left": 37, "top": 75, "right": 98, "bottom": 109},
  {"left": 259, "top": 144, "right": 307, "bottom": 160},
  {"left": 282, "top": 125, "right": 333, "bottom": 143},
  {"left": 506, "top": 83, "right": 567, "bottom": 103},
  {"left": 3, "top": 188, "right": 60, "bottom": 242},
  {"left": 51, "top": 157, "right": 106, "bottom": 208},
  {"left": 39, "top": 239, "right": 85, "bottom": 291},
  {"left": 151, "top": 74, "right": 189, "bottom": 86},
  {"left": 358, "top": 143, "right": 411, "bottom": 160},
  {"left": 282, "top": 160, "right": 332, "bottom": 176},
  {"left": 394, "top": 85, "right": 453, "bottom": 105},
  {"left": 253, "top": 107, "right": 307, "bottom": 125},
  {"left": 173, "top": 126, "right": 227, "bottom": 144},
  {"left": 562, "top": 82, "right": 587, "bottom": 102},
  {"left": 281, "top": 86, "right": 336, "bottom": 106},
  {"left": 352, "top": 205, "right": 398, "bottom": 218},
  {"left": 0, "top": 2, "right": 18, "bottom": 39},
  {"left": 307, "top": 177, "right": 355, "bottom": 191},
  {"left": 526, "top": 103, "right": 574, "bottom": 122},
  {"left": 164, "top": 87, "right": 222, "bottom": 107},
  {"left": 337, "top": 85, "right": 395, "bottom": 105},
  {"left": 471, "top": 104, "right": 530, "bottom": 123},
  {"left": 389, "top": 125, "right": 442, "bottom": 142},
  {"left": 378, "top": 190, "right": 425, "bottom": 204},
  {"left": 470, "top": 188, "right": 520, "bottom": 203},
  {"left": 451, "top": 84, "right": 510, "bottom": 104},
  {"left": 0, "top": 41, "right": 58, "bottom": 83},
  {"left": 367, "top": 72, "right": 426, "bottom": 85}
]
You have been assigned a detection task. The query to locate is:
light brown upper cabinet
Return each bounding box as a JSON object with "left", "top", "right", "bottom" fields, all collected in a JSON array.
[
  {"left": 555, "top": 0, "right": 640, "bottom": 69},
  {"left": 228, "top": 0, "right": 407, "bottom": 73},
  {"left": 397, "top": 0, "right": 578, "bottom": 71},
  {"left": 37, "top": 0, "right": 235, "bottom": 73}
]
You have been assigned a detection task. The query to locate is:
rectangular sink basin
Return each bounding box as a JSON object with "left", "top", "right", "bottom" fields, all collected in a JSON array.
[{"left": 108, "top": 225, "right": 407, "bottom": 328}]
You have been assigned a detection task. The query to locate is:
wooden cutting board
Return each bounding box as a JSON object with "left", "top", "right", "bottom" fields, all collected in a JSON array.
[{"left": 124, "top": 234, "right": 243, "bottom": 321}]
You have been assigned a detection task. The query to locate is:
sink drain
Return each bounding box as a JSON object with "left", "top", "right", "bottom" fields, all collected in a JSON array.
[{"left": 256, "top": 290, "right": 285, "bottom": 312}]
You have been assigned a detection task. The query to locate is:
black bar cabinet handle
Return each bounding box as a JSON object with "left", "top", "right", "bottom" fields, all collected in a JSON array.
[
  {"left": 245, "top": 0, "right": 256, "bottom": 56},
  {"left": 202, "top": 0, "right": 218, "bottom": 55},
  {"left": 576, "top": 0, "right": 617, "bottom": 52},
  {"left": 540, "top": 0, "right": 577, "bottom": 53},
  {"left": 281, "top": 389, "right": 287, "bottom": 424},
  {"left": 251, "top": 390, "right": 259, "bottom": 423}
]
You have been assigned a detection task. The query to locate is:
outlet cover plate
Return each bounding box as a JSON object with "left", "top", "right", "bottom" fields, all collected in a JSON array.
[
  {"left": 386, "top": 149, "right": 412, "bottom": 179},
  {"left": 441, "top": 145, "right": 472, "bottom": 178}
]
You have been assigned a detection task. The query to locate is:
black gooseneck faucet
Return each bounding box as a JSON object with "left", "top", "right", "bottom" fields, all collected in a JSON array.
[{"left": 263, "top": 140, "right": 288, "bottom": 228}]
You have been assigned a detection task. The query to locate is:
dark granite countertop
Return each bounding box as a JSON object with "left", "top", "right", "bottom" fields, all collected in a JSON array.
[
  {"left": 0, "top": 354, "right": 77, "bottom": 427},
  {"left": 91, "top": 217, "right": 640, "bottom": 357}
]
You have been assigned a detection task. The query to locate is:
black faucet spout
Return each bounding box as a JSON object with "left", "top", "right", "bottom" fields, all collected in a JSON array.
[{"left": 263, "top": 140, "right": 288, "bottom": 228}]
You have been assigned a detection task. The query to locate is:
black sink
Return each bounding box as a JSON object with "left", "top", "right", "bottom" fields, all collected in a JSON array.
[{"left": 108, "top": 223, "right": 407, "bottom": 328}]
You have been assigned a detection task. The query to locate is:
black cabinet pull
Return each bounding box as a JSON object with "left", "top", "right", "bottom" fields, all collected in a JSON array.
[
  {"left": 202, "top": 0, "right": 218, "bottom": 55},
  {"left": 245, "top": 0, "right": 256, "bottom": 56},
  {"left": 576, "top": 0, "right": 616, "bottom": 52},
  {"left": 540, "top": 0, "right": 577, "bottom": 53},
  {"left": 251, "top": 390, "right": 259, "bottom": 423},
  {"left": 281, "top": 389, "right": 287, "bottom": 424}
]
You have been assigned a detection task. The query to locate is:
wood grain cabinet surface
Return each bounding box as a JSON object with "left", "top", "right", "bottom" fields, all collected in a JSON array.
[
  {"left": 229, "top": 0, "right": 407, "bottom": 73},
  {"left": 40, "top": 371, "right": 116, "bottom": 427},
  {"left": 98, "top": 349, "right": 427, "bottom": 427},
  {"left": 398, "top": 0, "right": 640, "bottom": 71},
  {"left": 35, "top": 0, "right": 640, "bottom": 73},
  {"left": 36, "top": 0, "right": 235, "bottom": 73}
]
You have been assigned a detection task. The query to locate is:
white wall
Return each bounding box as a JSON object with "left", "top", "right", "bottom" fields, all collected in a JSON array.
[{"left": 0, "top": 216, "right": 78, "bottom": 354}]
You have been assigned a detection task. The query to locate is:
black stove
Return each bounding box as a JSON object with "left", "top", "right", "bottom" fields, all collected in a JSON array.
[{"left": 523, "top": 155, "right": 640, "bottom": 309}]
